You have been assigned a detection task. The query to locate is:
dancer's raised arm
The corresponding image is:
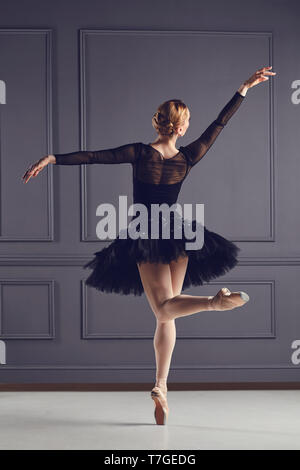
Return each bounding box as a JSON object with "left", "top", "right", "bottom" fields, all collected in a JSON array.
[
  {"left": 22, "top": 142, "right": 139, "bottom": 183},
  {"left": 180, "top": 66, "right": 276, "bottom": 168}
]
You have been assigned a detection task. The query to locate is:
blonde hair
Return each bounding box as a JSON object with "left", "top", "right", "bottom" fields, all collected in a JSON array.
[{"left": 152, "top": 99, "right": 189, "bottom": 136}]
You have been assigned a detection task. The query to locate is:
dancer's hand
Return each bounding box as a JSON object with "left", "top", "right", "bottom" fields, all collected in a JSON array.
[
  {"left": 243, "top": 66, "right": 276, "bottom": 90},
  {"left": 22, "top": 155, "right": 55, "bottom": 183}
]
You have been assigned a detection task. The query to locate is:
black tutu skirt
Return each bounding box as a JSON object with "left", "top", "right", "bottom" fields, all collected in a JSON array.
[{"left": 83, "top": 212, "right": 240, "bottom": 296}]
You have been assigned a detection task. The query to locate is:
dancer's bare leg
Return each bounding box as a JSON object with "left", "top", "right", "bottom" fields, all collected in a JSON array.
[
  {"left": 152, "top": 321, "right": 175, "bottom": 394},
  {"left": 137, "top": 255, "right": 249, "bottom": 425},
  {"left": 137, "top": 258, "right": 176, "bottom": 395},
  {"left": 137, "top": 255, "right": 249, "bottom": 424},
  {"left": 137, "top": 255, "right": 188, "bottom": 404},
  {"left": 147, "top": 255, "right": 188, "bottom": 394},
  {"left": 137, "top": 258, "right": 248, "bottom": 323},
  {"left": 155, "top": 255, "right": 189, "bottom": 392}
]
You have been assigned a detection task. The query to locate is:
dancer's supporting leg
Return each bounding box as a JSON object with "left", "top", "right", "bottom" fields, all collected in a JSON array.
[
  {"left": 153, "top": 320, "right": 175, "bottom": 394},
  {"left": 153, "top": 255, "right": 189, "bottom": 393},
  {"left": 137, "top": 256, "right": 188, "bottom": 396}
]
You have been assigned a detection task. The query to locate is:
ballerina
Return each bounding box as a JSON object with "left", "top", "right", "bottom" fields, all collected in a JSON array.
[{"left": 22, "top": 65, "right": 276, "bottom": 425}]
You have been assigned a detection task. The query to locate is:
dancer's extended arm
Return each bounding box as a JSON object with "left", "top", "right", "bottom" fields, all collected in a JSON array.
[
  {"left": 180, "top": 90, "right": 246, "bottom": 168},
  {"left": 22, "top": 142, "right": 139, "bottom": 183},
  {"left": 180, "top": 65, "right": 276, "bottom": 168},
  {"left": 52, "top": 142, "right": 138, "bottom": 165}
]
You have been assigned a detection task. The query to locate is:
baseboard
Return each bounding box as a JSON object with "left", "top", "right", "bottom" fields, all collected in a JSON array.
[{"left": 0, "top": 382, "right": 300, "bottom": 391}]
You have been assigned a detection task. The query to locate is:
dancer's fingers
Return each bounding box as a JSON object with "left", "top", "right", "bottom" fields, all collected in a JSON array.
[{"left": 257, "top": 66, "right": 273, "bottom": 73}]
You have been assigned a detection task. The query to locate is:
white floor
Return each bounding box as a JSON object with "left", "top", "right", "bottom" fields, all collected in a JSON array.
[{"left": 0, "top": 390, "right": 300, "bottom": 450}]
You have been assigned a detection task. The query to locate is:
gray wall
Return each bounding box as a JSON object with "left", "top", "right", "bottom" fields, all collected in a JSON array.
[{"left": 0, "top": 0, "right": 300, "bottom": 384}]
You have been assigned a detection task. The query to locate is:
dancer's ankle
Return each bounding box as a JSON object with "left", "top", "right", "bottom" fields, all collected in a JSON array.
[
  {"left": 207, "top": 296, "right": 214, "bottom": 311},
  {"left": 155, "top": 378, "right": 168, "bottom": 392}
]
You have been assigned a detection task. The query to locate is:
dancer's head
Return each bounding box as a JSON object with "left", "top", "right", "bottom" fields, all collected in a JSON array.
[{"left": 152, "top": 99, "right": 190, "bottom": 139}]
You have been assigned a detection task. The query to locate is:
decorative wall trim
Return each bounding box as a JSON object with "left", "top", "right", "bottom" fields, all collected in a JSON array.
[
  {"left": 0, "top": 279, "right": 55, "bottom": 339},
  {"left": 0, "top": 364, "right": 298, "bottom": 370},
  {"left": 79, "top": 29, "right": 275, "bottom": 242},
  {"left": 0, "top": 255, "right": 300, "bottom": 266},
  {"left": 1, "top": 382, "right": 300, "bottom": 391},
  {"left": 0, "top": 29, "right": 54, "bottom": 241},
  {"left": 81, "top": 279, "right": 275, "bottom": 340}
]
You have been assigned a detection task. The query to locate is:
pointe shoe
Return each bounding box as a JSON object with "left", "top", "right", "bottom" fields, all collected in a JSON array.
[
  {"left": 210, "top": 287, "right": 250, "bottom": 311},
  {"left": 151, "top": 386, "right": 169, "bottom": 425}
]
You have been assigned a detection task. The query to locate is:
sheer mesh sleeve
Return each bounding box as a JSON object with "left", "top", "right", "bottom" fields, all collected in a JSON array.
[
  {"left": 181, "top": 91, "right": 245, "bottom": 167},
  {"left": 54, "top": 142, "right": 139, "bottom": 165}
]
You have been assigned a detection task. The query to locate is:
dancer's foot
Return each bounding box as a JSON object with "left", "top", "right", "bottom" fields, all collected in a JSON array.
[
  {"left": 209, "top": 287, "right": 249, "bottom": 311},
  {"left": 151, "top": 386, "right": 169, "bottom": 425}
]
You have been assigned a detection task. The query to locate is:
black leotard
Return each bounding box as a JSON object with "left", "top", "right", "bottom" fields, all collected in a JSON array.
[{"left": 54, "top": 91, "right": 245, "bottom": 212}]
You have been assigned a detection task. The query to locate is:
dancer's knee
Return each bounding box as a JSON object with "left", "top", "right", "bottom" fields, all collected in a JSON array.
[{"left": 154, "top": 297, "right": 174, "bottom": 322}]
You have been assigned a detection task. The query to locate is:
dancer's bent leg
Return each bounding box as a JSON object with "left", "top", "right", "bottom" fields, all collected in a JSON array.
[
  {"left": 137, "top": 258, "right": 213, "bottom": 324},
  {"left": 137, "top": 259, "right": 248, "bottom": 321}
]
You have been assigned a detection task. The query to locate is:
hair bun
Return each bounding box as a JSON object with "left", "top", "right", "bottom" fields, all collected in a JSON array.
[{"left": 151, "top": 98, "right": 188, "bottom": 137}]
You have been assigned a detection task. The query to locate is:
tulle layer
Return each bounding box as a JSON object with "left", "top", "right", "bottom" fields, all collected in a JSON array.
[{"left": 83, "top": 214, "right": 241, "bottom": 296}]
